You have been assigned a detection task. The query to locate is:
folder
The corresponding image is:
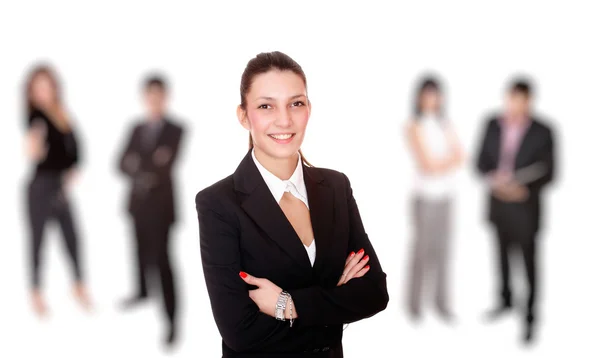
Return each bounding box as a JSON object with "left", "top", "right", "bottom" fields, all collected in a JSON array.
[{"left": 512, "top": 162, "right": 547, "bottom": 184}]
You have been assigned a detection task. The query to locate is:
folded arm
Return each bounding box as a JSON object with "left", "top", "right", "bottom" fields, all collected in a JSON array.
[
  {"left": 407, "top": 121, "right": 461, "bottom": 175},
  {"left": 151, "top": 126, "right": 183, "bottom": 182},
  {"left": 197, "top": 191, "right": 296, "bottom": 352},
  {"left": 118, "top": 126, "right": 141, "bottom": 178},
  {"left": 287, "top": 174, "right": 389, "bottom": 327}
]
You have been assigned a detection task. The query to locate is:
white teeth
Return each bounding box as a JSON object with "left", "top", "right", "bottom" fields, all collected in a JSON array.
[{"left": 270, "top": 134, "right": 293, "bottom": 140}]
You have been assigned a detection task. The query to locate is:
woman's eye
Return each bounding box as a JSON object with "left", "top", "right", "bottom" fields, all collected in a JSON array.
[
  {"left": 258, "top": 104, "right": 271, "bottom": 109},
  {"left": 291, "top": 101, "right": 305, "bottom": 107}
]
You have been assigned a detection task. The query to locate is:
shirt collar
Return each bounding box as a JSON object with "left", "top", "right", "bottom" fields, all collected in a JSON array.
[
  {"left": 251, "top": 149, "right": 309, "bottom": 208},
  {"left": 500, "top": 114, "right": 531, "bottom": 130},
  {"left": 146, "top": 118, "right": 165, "bottom": 127}
]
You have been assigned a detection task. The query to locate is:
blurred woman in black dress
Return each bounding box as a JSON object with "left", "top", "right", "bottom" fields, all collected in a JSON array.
[{"left": 23, "top": 65, "right": 91, "bottom": 316}]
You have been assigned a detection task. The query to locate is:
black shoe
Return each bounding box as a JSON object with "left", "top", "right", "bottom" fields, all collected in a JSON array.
[
  {"left": 120, "top": 294, "right": 148, "bottom": 309},
  {"left": 523, "top": 321, "right": 535, "bottom": 344},
  {"left": 408, "top": 306, "right": 422, "bottom": 322},
  {"left": 483, "top": 304, "right": 512, "bottom": 322},
  {"left": 164, "top": 325, "right": 177, "bottom": 346},
  {"left": 437, "top": 308, "right": 456, "bottom": 324}
]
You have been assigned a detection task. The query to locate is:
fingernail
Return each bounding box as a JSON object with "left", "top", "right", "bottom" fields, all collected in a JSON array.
[
  {"left": 349, "top": 251, "right": 355, "bottom": 257},
  {"left": 365, "top": 265, "right": 370, "bottom": 270},
  {"left": 239, "top": 271, "right": 248, "bottom": 279},
  {"left": 362, "top": 255, "right": 369, "bottom": 261},
  {"left": 357, "top": 248, "right": 364, "bottom": 255}
]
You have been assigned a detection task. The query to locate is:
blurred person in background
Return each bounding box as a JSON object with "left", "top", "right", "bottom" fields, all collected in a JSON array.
[
  {"left": 475, "top": 78, "right": 556, "bottom": 343},
  {"left": 22, "top": 64, "right": 92, "bottom": 317},
  {"left": 117, "top": 75, "right": 184, "bottom": 346},
  {"left": 405, "top": 76, "right": 464, "bottom": 322},
  {"left": 195, "top": 51, "right": 389, "bottom": 357}
]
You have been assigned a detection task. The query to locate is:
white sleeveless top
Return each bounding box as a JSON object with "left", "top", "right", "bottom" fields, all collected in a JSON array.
[{"left": 412, "top": 115, "right": 456, "bottom": 199}]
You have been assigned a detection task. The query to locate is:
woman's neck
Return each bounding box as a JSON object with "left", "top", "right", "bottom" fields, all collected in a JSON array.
[
  {"left": 253, "top": 148, "right": 298, "bottom": 180},
  {"left": 421, "top": 109, "right": 438, "bottom": 118}
]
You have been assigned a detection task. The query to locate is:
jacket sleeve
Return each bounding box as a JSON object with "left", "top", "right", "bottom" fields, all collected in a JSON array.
[
  {"left": 118, "top": 125, "right": 140, "bottom": 178},
  {"left": 526, "top": 126, "right": 555, "bottom": 194},
  {"left": 196, "top": 189, "right": 299, "bottom": 352},
  {"left": 287, "top": 173, "right": 389, "bottom": 327},
  {"left": 476, "top": 118, "right": 495, "bottom": 176},
  {"left": 151, "top": 125, "right": 184, "bottom": 183}
]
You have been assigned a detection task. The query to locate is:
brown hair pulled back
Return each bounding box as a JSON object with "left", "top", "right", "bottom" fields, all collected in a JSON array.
[{"left": 239, "top": 51, "right": 311, "bottom": 167}]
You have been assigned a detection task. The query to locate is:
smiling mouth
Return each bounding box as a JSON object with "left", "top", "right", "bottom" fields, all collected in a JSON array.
[{"left": 268, "top": 133, "right": 295, "bottom": 140}]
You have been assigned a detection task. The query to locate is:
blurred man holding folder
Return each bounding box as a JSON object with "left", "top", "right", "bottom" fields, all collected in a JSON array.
[{"left": 475, "top": 78, "right": 556, "bottom": 343}]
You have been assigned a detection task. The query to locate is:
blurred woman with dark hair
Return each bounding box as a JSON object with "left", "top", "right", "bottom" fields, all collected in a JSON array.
[
  {"left": 23, "top": 64, "right": 91, "bottom": 316},
  {"left": 405, "top": 76, "right": 464, "bottom": 322}
]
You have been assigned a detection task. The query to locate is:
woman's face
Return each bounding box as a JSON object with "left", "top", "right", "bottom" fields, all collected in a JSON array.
[
  {"left": 420, "top": 88, "right": 440, "bottom": 114},
  {"left": 239, "top": 70, "right": 310, "bottom": 162},
  {"left": 30, "top": 73, "right": 56, "bottom": 108}
]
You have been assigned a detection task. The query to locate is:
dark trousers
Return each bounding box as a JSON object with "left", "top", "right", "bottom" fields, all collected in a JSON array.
[
  {"left": 132, "top": 215, "right": 176, "bottom": 326},
  {"left": 27, "top": 173, "right": 82, "bottom": 288},
  {"left": 495, "top": 225, "right": 537, "bottom": 322}
]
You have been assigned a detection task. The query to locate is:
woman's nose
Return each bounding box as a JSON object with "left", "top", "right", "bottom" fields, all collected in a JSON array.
[{"left": 274, "top": 108, "right": 292, "bottom": 127}]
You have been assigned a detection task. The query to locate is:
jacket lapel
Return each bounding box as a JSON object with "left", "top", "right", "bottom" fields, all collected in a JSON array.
[
  {"left": 152, "top": 119, "right": 170, "bottom": 149},
  {"left": 303, "top": 166, "right": 335, "bottom": 275},
  {"left": 234, "top": 151, "right": 313, "bottom": 271}
]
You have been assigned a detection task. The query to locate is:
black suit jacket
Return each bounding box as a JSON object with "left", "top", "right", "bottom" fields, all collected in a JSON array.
[
  {"left": 118, "top": 118, "right": 184, "bottom": 224},
  {"left": 195, "top": 150, "right": 389, "bottom": 358},
  {"left": 476, "top": 114, "right": 556, "bottom": 234}
]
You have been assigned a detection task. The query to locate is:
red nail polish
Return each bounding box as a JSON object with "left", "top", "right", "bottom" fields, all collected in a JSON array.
[
  {"left": 239, "top": 271, "right": 248, "bottom": 279},
  {"left": 357, "top": 248, "right": 364, "bottom": 255},
  {"left": 349, "top": 251, "right": 355, "bottom": 257},
  {"left": 362, "top": 255, "right": 369, "bottom": 261},
  {"left": 365, "top": 265, "right": 370, "bottom": 270}
]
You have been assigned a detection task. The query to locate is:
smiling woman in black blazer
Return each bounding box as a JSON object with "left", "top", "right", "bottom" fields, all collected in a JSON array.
[{"left": 195, "top": 51, "right": 389, "bottom": 357}]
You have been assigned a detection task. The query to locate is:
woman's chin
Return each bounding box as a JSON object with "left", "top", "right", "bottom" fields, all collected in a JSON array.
[{"left": 259, "top": 146, "right": 300, "bottom": 161}]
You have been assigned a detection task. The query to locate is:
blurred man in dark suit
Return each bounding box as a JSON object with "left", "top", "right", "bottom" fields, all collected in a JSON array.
[
  {"left": 118, "top": 75, "right": 184, "bottom": 346},
  {"left": 475, "top": 78, "right": 556, "bottom": 344}
]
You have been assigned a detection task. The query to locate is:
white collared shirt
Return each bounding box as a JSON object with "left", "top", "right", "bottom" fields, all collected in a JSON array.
[{"left": 251, "top": 149, "right": 316, "bottom": 266}]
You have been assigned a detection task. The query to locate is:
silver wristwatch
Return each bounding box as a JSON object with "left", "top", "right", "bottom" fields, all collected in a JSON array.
[{"left": 275, "top": 291, "right": 290, "bottom": 321}]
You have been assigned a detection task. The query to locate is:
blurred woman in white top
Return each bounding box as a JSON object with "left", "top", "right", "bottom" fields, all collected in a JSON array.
[{"left": 405, "top": 76, "right": 464, "bottom": 322}]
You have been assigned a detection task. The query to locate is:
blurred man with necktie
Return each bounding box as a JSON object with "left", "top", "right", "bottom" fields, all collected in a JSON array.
[
  {"left": 117, "top": 75, "right": 185, "bottom": 346},
  {"left": 475, "top": 78, "right": 556, "bottom": 344}
]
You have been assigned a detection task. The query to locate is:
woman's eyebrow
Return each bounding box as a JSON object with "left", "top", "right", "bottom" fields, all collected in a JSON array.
[{"left": 254, "top": 94, "right": 306, "bottom": 101}]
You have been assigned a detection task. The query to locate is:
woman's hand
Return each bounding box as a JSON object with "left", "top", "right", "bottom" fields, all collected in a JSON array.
[
  {"left": 239, "top": 271, "right": 298, "bottom": 318},
  {"left": 337, "top": 248, "right": 370, "bottom": 286}
]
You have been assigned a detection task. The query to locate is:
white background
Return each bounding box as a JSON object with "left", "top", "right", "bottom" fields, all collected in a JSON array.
[{"left": 0, "top": 1, "right": 597, "bottom": 357}]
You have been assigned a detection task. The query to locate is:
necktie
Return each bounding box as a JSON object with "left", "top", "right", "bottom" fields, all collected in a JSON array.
[{"left": 279, "top": 182, "right": 314, "bottom": 247}]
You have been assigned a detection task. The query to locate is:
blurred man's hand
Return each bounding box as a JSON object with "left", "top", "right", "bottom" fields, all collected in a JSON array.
[{"left": 493, "top": 181, "right": 529, "bottom": 202}]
